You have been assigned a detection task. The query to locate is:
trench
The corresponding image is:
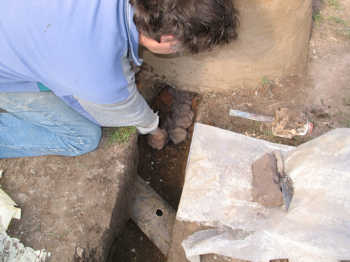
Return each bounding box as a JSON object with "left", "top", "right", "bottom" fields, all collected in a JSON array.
[{"left": 107, "top": 85, "right": 199, "bottom": 262}]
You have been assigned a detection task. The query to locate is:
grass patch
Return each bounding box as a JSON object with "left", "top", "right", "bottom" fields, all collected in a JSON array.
[
  {"left": 328, "top": 16, "right": 347, "bottom": 25},
  {"left": 108, "top": 126, "right": 136, "bottom": 144},
  {"left": 313, "top": 12, "right": 324, "bottom": 23},
  {"left": 327, "top": 15, "right": 350, "bottom": 39},
  {"left": 261, "top": 76, "right": 273, "bottom": 87},
  {"left": 327, "top": 0, "right": 341, "bottom": 9}
]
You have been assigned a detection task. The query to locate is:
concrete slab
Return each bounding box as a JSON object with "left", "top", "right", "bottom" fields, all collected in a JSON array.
[{"left": 0, "top": 129, "right": 138, "bottom": 262}]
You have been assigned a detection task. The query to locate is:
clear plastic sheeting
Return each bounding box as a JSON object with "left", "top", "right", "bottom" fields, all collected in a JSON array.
[
  {"left": 0, "top": 232, "right": 50, "bottom": 262},
  {"left": 0, "top": 177, "right": 50, "bottom": 261},
  {"left": 179, "top": 124, "right": 350, "bottom": 262},
  {"left": 0, "top": 188, "right": 21, "bottom": 232}
]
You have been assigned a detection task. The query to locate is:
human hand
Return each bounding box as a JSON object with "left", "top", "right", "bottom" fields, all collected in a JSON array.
[{"left": 139, "top": 34, "right": 181, "bottom": 54}]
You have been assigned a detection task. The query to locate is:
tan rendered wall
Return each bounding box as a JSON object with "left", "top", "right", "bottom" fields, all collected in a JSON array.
[{"left": 143, "top": 0, "right": 313, "bottom": 92}]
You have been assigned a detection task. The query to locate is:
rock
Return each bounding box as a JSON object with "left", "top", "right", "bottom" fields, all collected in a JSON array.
[
  {"left": 251, "top": 153, "right": 283, "bottom": 207},
  {"left": 169, "top": 128, "right": 187, "bottom": 145},
  {"left": 147, "top": 128, "right": 168, "bottom": 150},
  {"left": 159, "top": 88, "right": 174, "bottom": 107},
  {"left": 173, "top": 111, "right": 194, "bottom": 129},
  {"left": 172, "top": 104, "right": 192, "bottom": 115}
]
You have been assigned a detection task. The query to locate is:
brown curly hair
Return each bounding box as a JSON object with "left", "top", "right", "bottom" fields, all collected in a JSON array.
[{"left": 130, "top": 0, "right": 239, "bottom": 53}]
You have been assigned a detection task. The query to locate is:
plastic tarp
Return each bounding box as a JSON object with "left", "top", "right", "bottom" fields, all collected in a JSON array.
[
  {"left": 0, "top": 187, "right": 21, "bottom": 232},
  {"left": 0, "top": 175, "right": 50, "bottom": 261},
  {"left": 0, "top": 233, "right": 50, "bottom": 262},
  {"left": 179, "top": 124, "right": 350, "bottom": 262}
]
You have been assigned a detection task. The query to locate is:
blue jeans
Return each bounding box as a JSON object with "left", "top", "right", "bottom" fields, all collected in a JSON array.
[{"left": 0, "top": 92, "right": 101, "bottom": 158}]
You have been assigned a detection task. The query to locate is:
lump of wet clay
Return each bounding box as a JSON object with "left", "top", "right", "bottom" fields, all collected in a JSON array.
[
  {"left": 169, "top": 127, "right": 187, "bottom": 145},
  {"left": 173, "top": 111, "right": 194, "bottom": 129},
  {"left": 251, "top": 153, "right": 283, "bottom": 207},
  {"left": 147, "top": 128, "right": 168, "bottom": 150},
  {"left": 154, "top": 85, "right": 197, "bottom": 146}
]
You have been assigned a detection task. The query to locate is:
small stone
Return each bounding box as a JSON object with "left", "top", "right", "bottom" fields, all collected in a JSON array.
[
  {"left": 251, "top": 153, "right": 283, "bottom": 207},
  {"left": 147, "top": 128, "right": 168, "bottom": 150},
  {"left": 76, "top": 247, "right": 84, "bottom": 258},
  {"left": 159, "top": 89, "right": 173, "bottom": 106},
  {"left": 174, "top": 111, "right": 194, "bottom": 129},
  {"left": 17, "top": 193, "right": 29, "bottom": 203},
  {"left": 176, "top": 103, "right": 192, "bottom": 114},
  {"left": 169, "top": 127, "right": 187, "bottom": 144}
]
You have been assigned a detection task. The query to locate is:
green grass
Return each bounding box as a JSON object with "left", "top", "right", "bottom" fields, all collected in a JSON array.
[
  {"left": 313, "top": 13, "right": 324, "bottom": 23},
  {"left": 328, "top": 16, "right": 347, "bottom": 25},
  {"left": 326, "top": 15, "right": 350, "bottom": 39},
  {"left": 327, "top": 0, "right": 341, "bottom": 9},
  {"left": 261, "top": 76, "right": 272, "bottom": 87},
  {"left": 108, "top": 126, "right": 136, "bottom": 144}
]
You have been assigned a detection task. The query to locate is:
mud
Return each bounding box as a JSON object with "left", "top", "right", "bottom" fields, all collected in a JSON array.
[
  {"left": 147, "top": 87, "right": 196, "bottom": 150},
  {"left": 156, "top": 86, "right": 197, "bottom": 145},
  {"left": 148, "top": 128, "right": 168, "bottom": 150},
  {"left": 251, "top": 153, "right": 283, "bottom": 208}
]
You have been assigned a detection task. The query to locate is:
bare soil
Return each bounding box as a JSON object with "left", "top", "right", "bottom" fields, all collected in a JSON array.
[{"left": 1, "top": 130, "right": 139, "bottom": 262}]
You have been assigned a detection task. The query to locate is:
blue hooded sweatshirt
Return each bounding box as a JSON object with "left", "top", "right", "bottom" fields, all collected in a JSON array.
[{"left": 0, "top": 0, "right": 141, "bottom": 110}]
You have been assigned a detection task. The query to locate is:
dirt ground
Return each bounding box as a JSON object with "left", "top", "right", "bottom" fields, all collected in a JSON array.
[{"left": 112, "top": 0, "right": 350, "bottom": 261}]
